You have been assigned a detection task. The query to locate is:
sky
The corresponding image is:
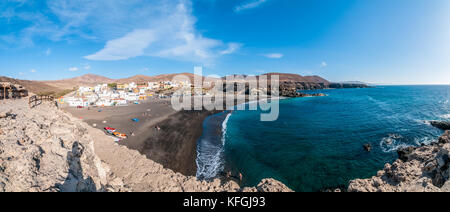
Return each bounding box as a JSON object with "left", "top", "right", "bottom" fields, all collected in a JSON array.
[{"left": 0, "top": 0, "right": 449, "bottom": 84}]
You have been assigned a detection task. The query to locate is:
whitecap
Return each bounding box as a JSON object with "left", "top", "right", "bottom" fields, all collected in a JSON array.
[
  {"left": 221, "top": 113, "right": 232, "bottom": 145},
  {"left": 414, "top": 137, "right": 436, "bottom": 146},
  {"left": 379, "top": 134, "right": 410, "bottom": 153},
  {"left": 440, "top": 114, "right": 450, "bottom": 119},
  {"left": 196, "top": 112, "right": 232, "bottom": 180}
]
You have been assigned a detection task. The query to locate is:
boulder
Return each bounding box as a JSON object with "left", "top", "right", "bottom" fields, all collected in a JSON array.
[
  {"left": 430, "top": 121, "right": 450, "bottom": 130},
  {"left": 439, "top": 131, "right": 450, "bottom": 144},
  {"left": 397, "top": 146, "right": 415, "bottom": 162},
  {"left": 363, "top": 143, "right": 372, "bottom": 152},
  {"left": 255, "top": 178, "right": 293, "bottom": 192}
]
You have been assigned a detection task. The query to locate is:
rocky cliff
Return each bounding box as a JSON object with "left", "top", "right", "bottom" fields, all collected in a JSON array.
[
  {"left": 0, "top": 99, "right": 292, "bottom": 192},
  {"left": 348, "top": 131, "right": 450, "bottom": 192}
]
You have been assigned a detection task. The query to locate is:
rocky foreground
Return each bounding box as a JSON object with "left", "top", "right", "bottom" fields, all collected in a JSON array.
[
  {"left": 348, "top": 131, "right": 450, "bottom": 192},
  {"left": 0, "top": 99, "right": 292, "bottom": 192}
]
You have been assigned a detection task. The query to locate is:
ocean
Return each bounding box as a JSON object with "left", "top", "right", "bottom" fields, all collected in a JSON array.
[{"left": 196, "top": 85, "right": 450, "bottom": 191}]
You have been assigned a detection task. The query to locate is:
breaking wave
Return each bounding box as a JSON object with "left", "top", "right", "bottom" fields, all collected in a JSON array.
[
  {"left": 196, "top": 112, "right": 231, "bottom": 180},
  {"left": 380, "top": 133, "right": 437, "bottom": 153},
  {"left": 379, "top": 134, "right": 409, "bottom": 153}
]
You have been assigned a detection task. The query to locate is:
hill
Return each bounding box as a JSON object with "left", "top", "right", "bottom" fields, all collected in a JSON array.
[
  {"left": 263, "top": 73, "right": 330, "bottom": 84},
  {"left": 0, "top": 76, "right": 63, "bottom": 95},
  {"left": 117, "top": 73, "right": 217, "bottom": 84},
  {"left": 42, "top": 74, "right": 114, "bottom": 90}
]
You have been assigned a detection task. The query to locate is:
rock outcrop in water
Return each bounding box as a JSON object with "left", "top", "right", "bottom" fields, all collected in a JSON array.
[
  {"left": 348, "top": 131, "right": 450, "bottom": 192},
  {"left": 430, "top": 121, "right": 450, "bottom": 130},
  {"left": 277, "top": 81, "right": 367, "bottom": 98},
  {"left": 279, "top": 84, "right": 327, "bottom": 98},
  {"left": 0, "top": 99, "right": 292, "bottom": 192}
]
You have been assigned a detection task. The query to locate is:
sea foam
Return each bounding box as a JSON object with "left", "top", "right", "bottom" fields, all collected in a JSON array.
[{"left": 196, "top": 112, "right": 232, "bottom": 180}]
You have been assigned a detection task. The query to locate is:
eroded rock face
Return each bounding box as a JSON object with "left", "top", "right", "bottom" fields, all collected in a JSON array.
[
  {"left": 348, "top": 131, "right": 450, "bottom": 192},
  {"left": 0, "top": 99, "right": 292, "bottom": 192},
  {"left": 0, "top": 100, "right": 114, "bottom": 192}
]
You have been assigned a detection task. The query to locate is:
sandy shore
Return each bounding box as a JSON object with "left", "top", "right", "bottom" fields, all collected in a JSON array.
[
  {"left": 63, "top": 98, "right": 219, "bottom": 176},
  {"left": 62, "top": 96, "right": 276, "bottom": 176}
]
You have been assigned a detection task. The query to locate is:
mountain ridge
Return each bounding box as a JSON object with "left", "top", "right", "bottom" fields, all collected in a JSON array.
[{"left": 1, "top": 72, "right": 368, "bottom": 95}]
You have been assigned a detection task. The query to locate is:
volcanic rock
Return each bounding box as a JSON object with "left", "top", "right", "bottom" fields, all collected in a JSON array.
[
  {"left": 430, "top": 121, "right": 450, "bottom": 130},
  {"left": 348, "top": 132, "right": 450, "bottom": 192}
]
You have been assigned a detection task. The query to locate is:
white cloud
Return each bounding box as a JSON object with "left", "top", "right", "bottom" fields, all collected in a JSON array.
[
  {"left": 220, "top": 43, "right": 242, "bottom": 55},
  {"left": 19, "top": 72, "right": 24, "bottom": 76},
  {"left": 84, "top": 29, "right": 157, "bottom": 61},
  {"left": 85, "top": 2, "right": 240, "bottom": 63},
  {"left": 30, "top": 69, "right": 36, "bottom": 73},
  {"left": 85, "top": 3, "right": 240, "bottom": 63},
  {"left": 1, "top": 0, "right": 240, "bottom": 63},
  {"left": 320, "top": 61, "right": 328, "bottom": 68},
  {"left": 69, "top": 67, "right": 79, "bottom": 72},
  {"left": 263, "top": 53, "right": 283, "bottom": 59},
  {"left": 234, "top": 0, "right": 268, "bottom": 12},
  {"left": 83, "top": 64, "right": 91, "bottom": 70}
]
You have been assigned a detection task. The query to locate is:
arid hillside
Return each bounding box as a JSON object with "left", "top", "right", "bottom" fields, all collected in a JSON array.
[{"left": 0, "top": 76, "right": 64, "bottom": 95}]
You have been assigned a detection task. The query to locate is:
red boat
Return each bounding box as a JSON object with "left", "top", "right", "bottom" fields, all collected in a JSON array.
[{"left": 104, "top": 127, "right": 116, "bottom": 134}]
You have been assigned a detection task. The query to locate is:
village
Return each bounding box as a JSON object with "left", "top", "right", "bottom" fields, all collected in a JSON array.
[{"left": 62, "top": 80, "right": 192, "bottom": 108}]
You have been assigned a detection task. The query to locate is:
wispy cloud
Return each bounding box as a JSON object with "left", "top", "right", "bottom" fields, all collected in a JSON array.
[
  {"left": 30, "top": 69, "right": 36, "bottom": 73},
  {"left": 1, "top": 0, "right": 240, "bottom": 64},
  {"left": 69, "top": 67, "right": 79, "bottom": 72},
  {"left": 45, "top": 48, "right": 51, "bottom": 56},
  {"left": 220, "top": 43, "right": 242, "bottom": 55},
  {"left": 85, "top": 2, "right": 240, "bottom": 63},
  {"left": 234, "top": 0, "right": 268, "bottom": 13},
  {"left": 320, "top": 61, "right": 328, "bottom": 68},
  {"left": 263, "top": 53, "right": 283, "bottom": 59}
]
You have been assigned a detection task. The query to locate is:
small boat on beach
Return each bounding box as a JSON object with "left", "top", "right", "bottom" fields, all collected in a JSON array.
[
  {"left": 113, "top": 132, "right": 127, "bottom": 139},
  {"left": 104, "top": 127, "right": 116, "bottom": 134}
]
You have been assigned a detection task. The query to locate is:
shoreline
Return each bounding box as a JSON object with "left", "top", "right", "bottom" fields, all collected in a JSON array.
[
  {"left": 63, "top": 99, "right": 220, "bottom": 176},
  {"left": 0, "top": 98, "right": 293, "bottom": 192},
  {"left": 62, "top": 94, "right": 321, "bottom": 178},
  {"left": 348, "top": 130, "right": 450, "bottom": 192}
]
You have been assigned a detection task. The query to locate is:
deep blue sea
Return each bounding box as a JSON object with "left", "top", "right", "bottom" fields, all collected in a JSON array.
[{"left": 196, "top": 85, "right": 450, "bottom": 191}]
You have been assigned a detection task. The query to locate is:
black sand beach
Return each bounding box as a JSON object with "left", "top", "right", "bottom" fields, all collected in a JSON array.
[{"left": 63, "top": 99, "right": 222, "bottom": 176}]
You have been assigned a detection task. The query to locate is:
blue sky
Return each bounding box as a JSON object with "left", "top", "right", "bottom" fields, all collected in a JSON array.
[{"left": 0, "top": 0, "right": 449, "bottom": 84}]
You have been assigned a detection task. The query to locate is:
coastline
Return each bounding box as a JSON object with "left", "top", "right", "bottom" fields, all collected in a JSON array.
[
  {"left": 348, "top": 130, "right": 450, "bottom": 192},
  {"left": 63, "top": 95, "right": 289, "bottom": 176},
  {"left": 63, "top": 98, "right": 226, "bottom": 176},
  {"left": 196, "top": 111, "right": 232, "bottom": 180},
  {"left": 62, "top": 90, "right": 359, "bottom": 182},
  {"left": 0, "top": 98, "right": 293, "bottom": 192}
]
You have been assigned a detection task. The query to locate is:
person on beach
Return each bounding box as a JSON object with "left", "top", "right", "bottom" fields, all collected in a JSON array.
[{"left": 239, "top": 173, "right": 243, "bottom": 182}]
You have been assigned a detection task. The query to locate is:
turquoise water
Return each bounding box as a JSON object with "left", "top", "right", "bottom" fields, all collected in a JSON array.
[{"left": 197, "top": 85, "right": 450, "bottom": 191}]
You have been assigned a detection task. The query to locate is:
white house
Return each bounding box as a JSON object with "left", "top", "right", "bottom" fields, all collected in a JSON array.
[
  {"left": 128, "top": 82, "right": 137, "bottom": 90},
  {"left": 66, "top": 97, "right": 89, "bottom": 107},
  {"left": 78, "top": 86, "right": 92, "bottom": 94},
  {"left": 125, "top": 93, "right": 139, "bottom": 101}
]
